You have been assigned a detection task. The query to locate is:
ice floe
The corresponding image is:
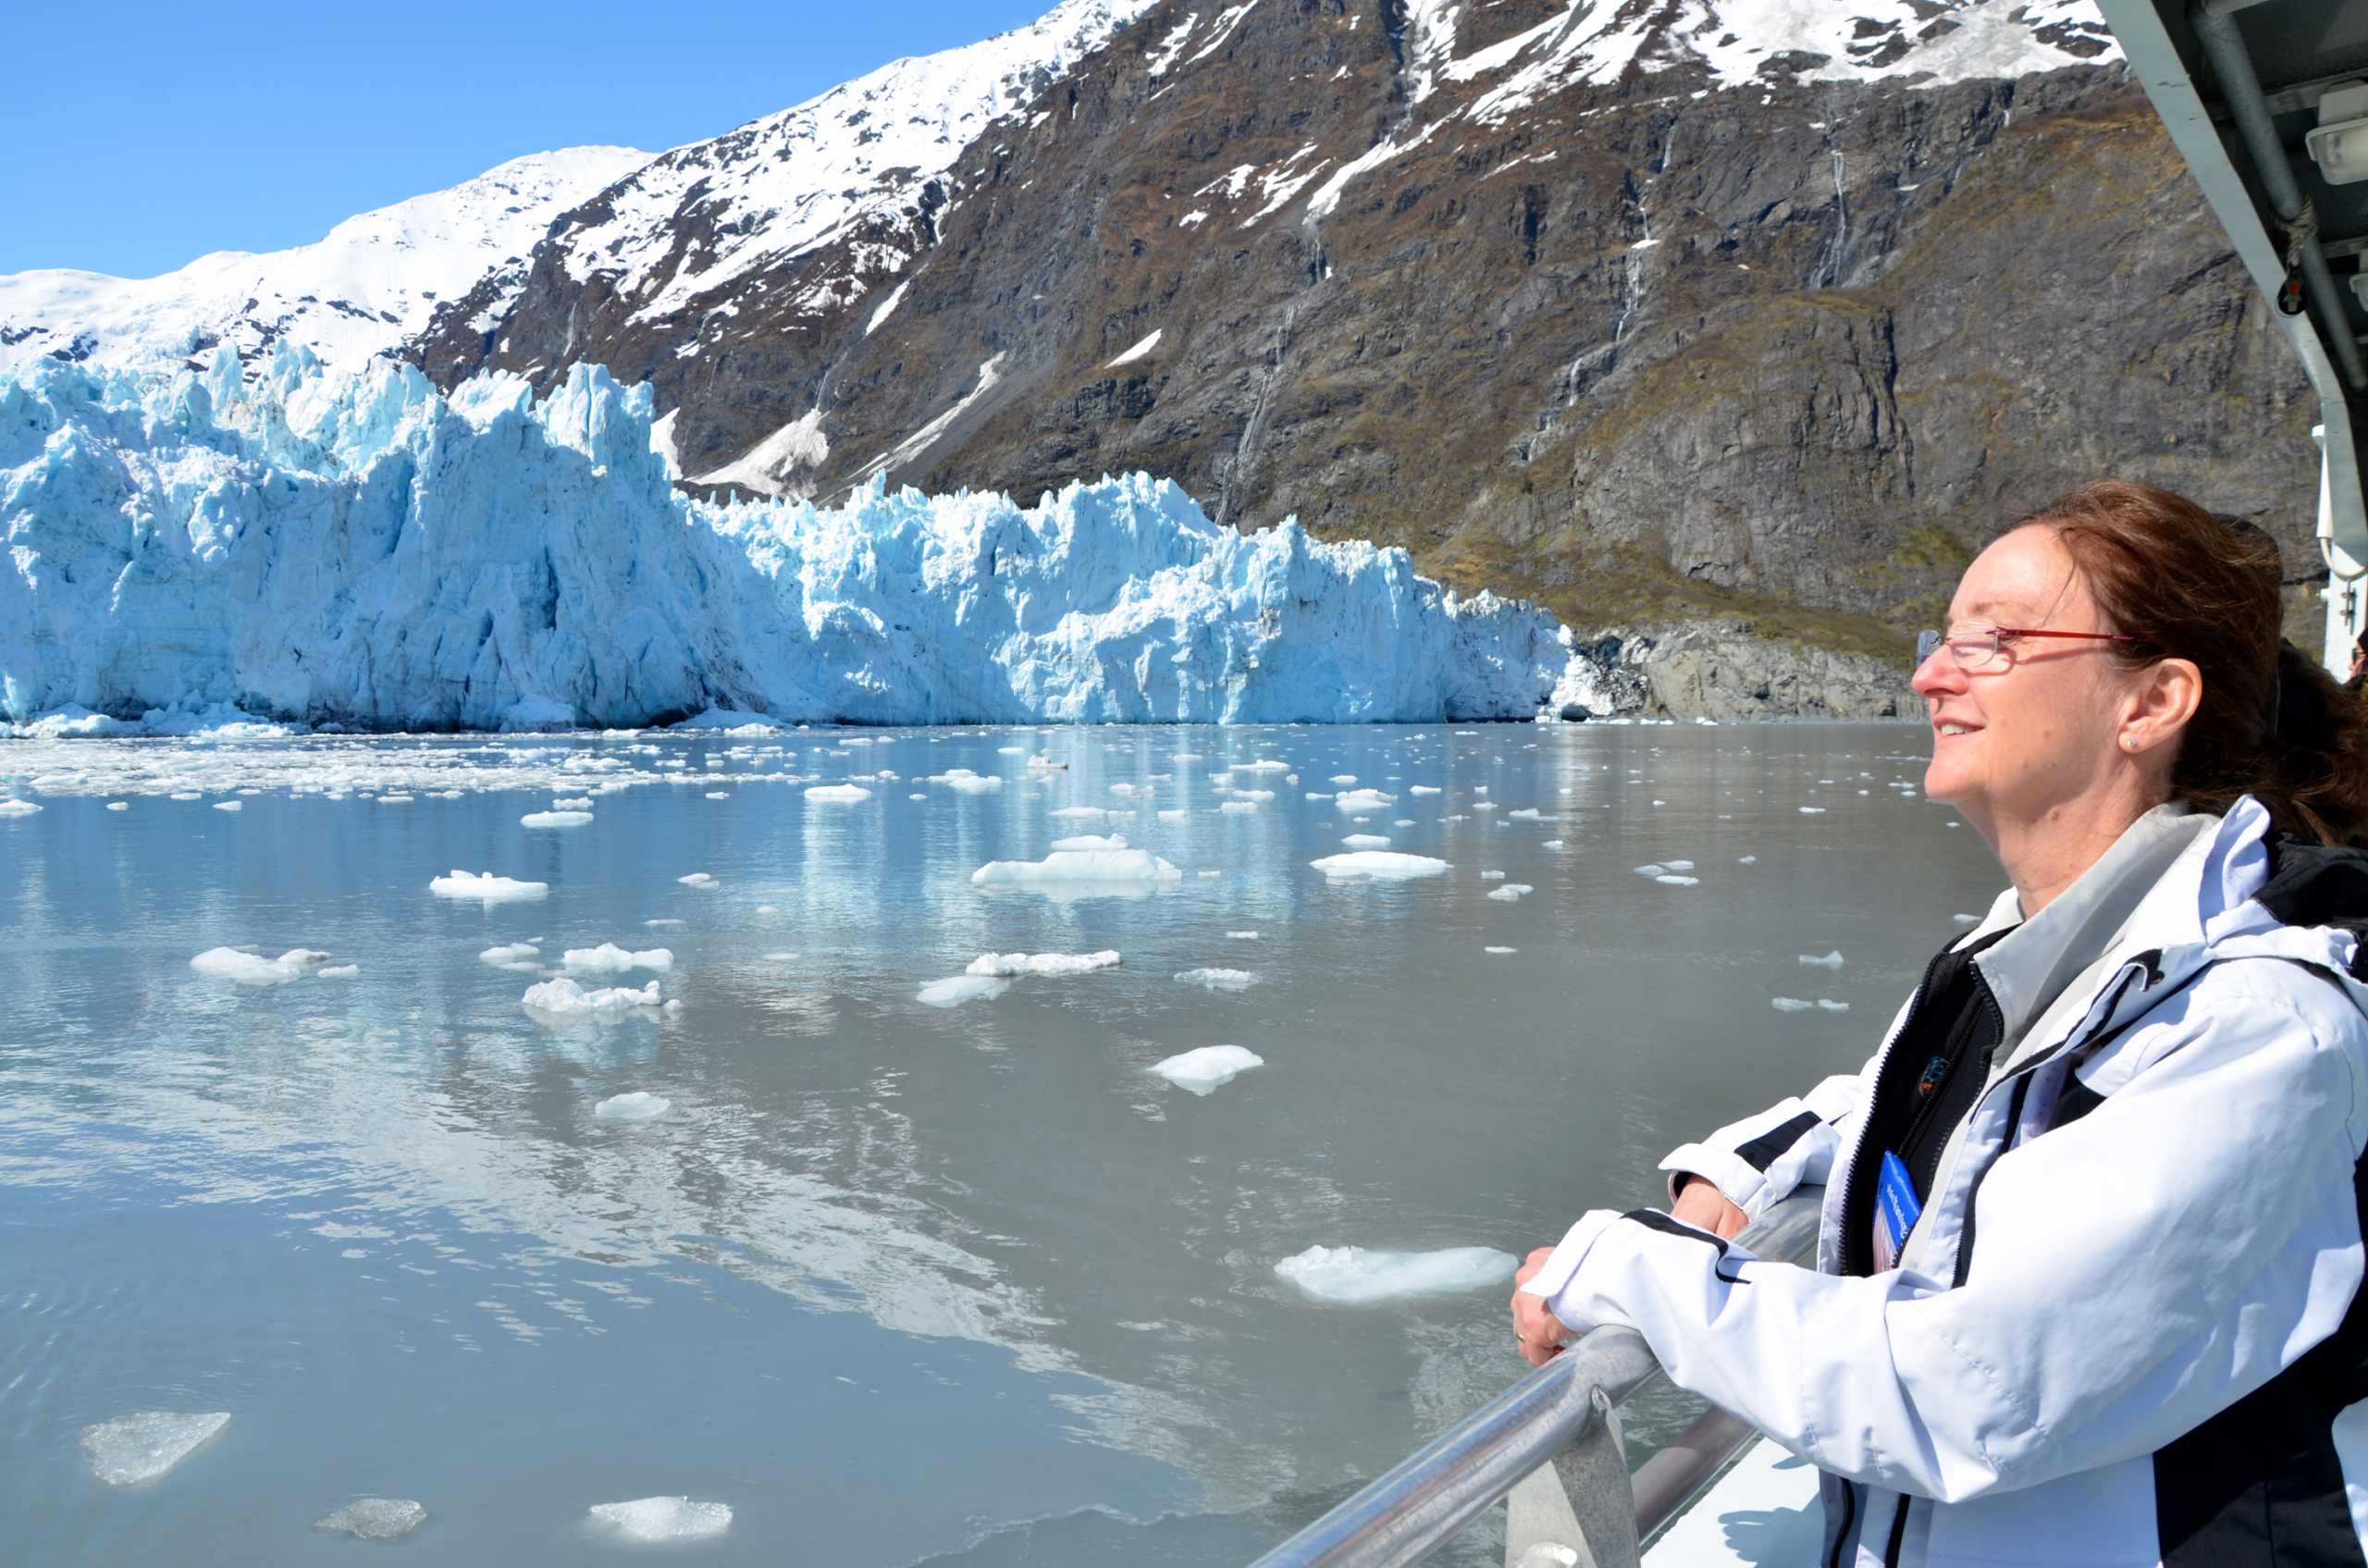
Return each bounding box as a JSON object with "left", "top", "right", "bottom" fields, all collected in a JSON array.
[
  {"left": 805, "top": 784, "right": 872, "bottom": 801},
  {"left": 589, "top": 1498, "right": 733, "bottom": 1541},
  {"left": 1800, "top": 807, "right": 1827, "bottom": 815},
  {"left": 1408, "top": 784, "right": 1441, "bottom": 796},
  {"left": 191, "top": 947, "right": 332, "bottom": 984},
  {"left": 965, "top": 951, "right": 1122, "bottom": 977},
  {"left": 0, "top": 799, "right": 42, "bottom": 816},
  {"left": 315, "top": 1499, "right": 426, "bottom": 1538},
  {"left": 481, "top": 942, "right": 541, "bottom": 969},
  {"left": 1329, "top": 775, "right": 1358, "bottom": 784},
  {"left": 521, "top": 809, "right": 595, "bottom": 827},
  {"left": 971, "top": 849, "right": 1181, "bottom": 886},
  {"left": 1655, "top": 875, "right": 1698, "bottom": 887},
  {"left": 931, "top": 770, "right": 1003, "bottom": 792},
  {"left": 315, "top": 964, "right": 359, "bottom": 979},
  {"left": 1341, "top": 833, "right": 1391, "bottom": 848},
  {"left": 564, "top": 944, "right": 674, "bottom": 974},
  {"left": 1953, "top": 913, "right": 1979, "bottom": 925},
  {"left": 80, "top": 1412, "right": 230, "bottom": 1485},
  {"left": 678, "top": 872, "right": 719, "bottom": 888},
  {"left": 1335, "top": 789, "right": 1397, "bottom": 814},
  {"left": 551, "top": 796, "right": 595, "bottom": 810},
  {"left": 430, "top": 870, "right": 549, "bottom": 901},
  {"left": 1486, "top": 883, "right": 1534, "bottom": 901},
  {"left": 1219, "top": 800, "right": 1259, "bottom": 814},
  {"left": 1226, "top": 931, "right": 1259, "bottom": 940},
  {"left": 1049, "top": 805, "right": 1110, "bottom": 819},
  {"left": 1174, "top": 968, "right": 1258, "bottom": 990},
  {"left": 213, "top": 800, "right": 241, "bottom": 811},
  {"left": 1310, "top": 851, "right": 1449, "bottom": 879},
  {"left": 595, "top": 1092, "right": 672, "bottom": 1121},
  {"left": 1050, "top": 833, "right": 1127, "bottom": 850},
  {"left": 916, "top": 974, "right": 1010, "bottom": 1007},
  {"left": 522, "top": 977, "right": 662, "bottom": 1017},
  {"left": 1771, "top": 997, "right": 1814, "bottom": 1012},
  {"left": 1798, "top": 951, "right": 1844, "bottom": 969},
  {"left": 1274, "top": 1245, "right": 1518, "bottom": 1303},
  {"left": 1152, "top": 1044, "right": 1264, "bottom": 1094},
  {"left": 1484, "top": 945, "right": 1516, "bottom": 954},
  {"left": 1817, "top": 999, "right": 1850, "bottom": 1012}
]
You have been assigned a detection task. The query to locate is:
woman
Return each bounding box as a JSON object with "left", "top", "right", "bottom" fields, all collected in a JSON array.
[{"left": 1511, "top": 480, "right": 2368, "bottom": 1567}]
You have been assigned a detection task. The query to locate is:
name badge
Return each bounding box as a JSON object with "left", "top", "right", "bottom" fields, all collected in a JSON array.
[{"left": 1872, "top": 1150, "right": 1923, "bottom": 1273}]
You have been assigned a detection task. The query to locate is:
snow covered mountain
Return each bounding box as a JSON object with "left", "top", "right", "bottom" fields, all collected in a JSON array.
[{"left": 0, "top": 148, "right": 648, "bottom": 378}]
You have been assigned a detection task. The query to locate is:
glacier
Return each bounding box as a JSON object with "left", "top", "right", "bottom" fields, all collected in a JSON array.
[{"left": 1, "top": 347, "right": 1578, "bottom": 730}]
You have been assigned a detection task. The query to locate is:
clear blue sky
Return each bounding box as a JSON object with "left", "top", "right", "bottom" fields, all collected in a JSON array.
[{"left": 5, "top": 1, "right": 1052, "bottom": 279}]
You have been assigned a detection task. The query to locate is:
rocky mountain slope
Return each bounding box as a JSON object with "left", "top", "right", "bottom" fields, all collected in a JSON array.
[{"left": 6, "top": 0, "right": 2320, "bottom": 719}]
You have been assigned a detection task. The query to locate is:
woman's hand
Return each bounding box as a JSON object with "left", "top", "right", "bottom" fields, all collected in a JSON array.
[
  {"left": 1511, "top": 1248, "right": 1574, "bottom": 1366},
  {"left": 1671, "top": 1177, "right": 1749, "bottom": 1240}
]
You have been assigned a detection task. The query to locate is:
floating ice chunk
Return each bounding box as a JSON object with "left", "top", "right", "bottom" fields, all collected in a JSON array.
[
  {"left": 1953, "top": 913, "right": 1979, "bottom": 924},
  {"left": 80, "top": 1413, "right": 230, "bottom": 1485},
  {"left": 589, "top": 1498, "right": 732, "bottom": 1541},
  {"left": 1409, "top": 785, "right": 1442, "bottom": 796},
  {"left": 1275, "top": 1245, "right": 1517, "bottom": 1303},
  {"left": 1050, "top": 834, "right": 1127, "bottom": 851},
  {"left": 972, "top": 849, "right": 1181, "bottom": 886},
  {"left": 1049, "top": 805, "right": 1109, "bottom": 819},
  {"left": 1663, "top": 860, "right": 1695, "bottom": 871},
  {"left": 315, "top": 964, "right": 359, "bottom": 979},
  {"left": 315, "top": 1499, "right": 426, "bottom": 1538},
  {"left": 191, "top": 947, "right": 331, "bottom": 984},
  {"left": 998, "top": 747, "right": 1028, "bottom": 755},
  {"left": 1238, "top": 759, "right": 1289, "bottom": 772},
  {"left": 762, "top": 951, "right": 798, "bottom": 961},
  {"left": 105, "top": 801, "right": 129, "bottom": 810},
  {"left": 1395, "top": 819, "right": 1417, "bottom": 827},
  {"left": 213, "top": 800, "right": 242, "bottom": 812},
  {"left": 595, "top": 1092, "right": 672, "bottom": 1121},
  {"left": 1335, "top": 789, "right": 1397, "bottom": 813},
  {"left": 1508, "top": 809, "right": 1544, "bottom": 821},
  {"left": 1798, "top": 951, "right": 1844, "bottom": 969},
  {"left": 522, "top": 977, "right": 662, "bottom": 1017},
  {"left": 551, "top": 796, "right": 596, "bottom": 810},
  {"left": 1232, "top": 788, "right": 1276, "bottom": 802},
  {"left": 644, "top": 918, "right": 684, "bottom": 929},
  {"left": 805, "top": 785, "right": 872, "bottom": 802},
  {"left": 1542, "top": 839, "right": 1566, "bottom": 849},
  {"left": 1173, "top": 752, "right": 1204, "bottom": 761},
  {"left": 0, "top": 799, "right": 43, "bottom": 817},
  {"left": 1341, "top": 834, "right": 1391, "bottom": 848},
  {"left": 522, "top": 810, "right": 595, "bottom": 827},
  {"left": 1817, "top": 999, "right": 1851, "bottom": 1012},
  {"left": 1486, "top": 883, "right": 1535, "bottom": 901},
  {"left": 917, "top": 974, "right": 1011, "bottom": 1007},
  {"left": 1655, "top": 875, "right": 1698, "bottom": 886},
  {"left": 1800, "top": 807, "right": 1827, "bottom": 814},
  {"left": 431, "top": 870, "right": 549, "bottom": 901},
  {"left": 1481, "top": 870, "right": 1506, "bottom": 880},
  {"left": 931, "top": 771, "right": 1004, "bottom": 792},
  {"left": 1311, "top": 851, "right": 1449, "bottom": 880},
  {"left": 706, "top": 791, "right": 730, "bottom": 799},
  {"left": 1634, "top": 865, "right": 1664, "bottom": 877},
  {"left": 756, "top": 905, "right": 780, "bottom": 915},
  {"left": 679, "top": 872, "right": 719, "bottom": 888},
  {"left": 564, "top": 944, "right": 675, "bottom": 974},
  {"left": 1174, "top": 968, "right": 1259, "bottom": 991},
  {"left": 1227, "top": 931, "right": 1259, "bottom": 940},
  {"left": 1651, "top": 799, "right": 1666, "bottom": 807},
  {"left": 1771, "top": 997, "right": 1814, "bottom": 1012},
  {"left": 1484, "top": 945, "right": 1517, "bottom": 954},
  {"left": 1738, "top": 856, "right": 1758, "bottom": 865},
  {"left": 1470, "top": 801, "right": 1496, "bottom": 812},
  {"left": 481, "top": 943, "right": 542, "bottom": 969},
  {"left": 1304, "top": 792, "right": 1333, "bottom": 800},
  {"left": 1153, "top": 1044, "right": 1264, "bottom": 1094},
  {"left": 1197, "top": 870, "right": 1221, "bottom": 877},
  {"left": 170, "top": 792, "right": 202, "bottom": 800},
  {"left": 1219, "top": 800, "right": 1259, "bottom": 814},
  {"left": 1330, "top": 775, "right": 1359, "bottom": 784},
  {"left": 1157, "top": 809, "right": 1189, "bottom": 821},
  {"left": 965, "top": 951, "right": 1122, "bottom": 977}
]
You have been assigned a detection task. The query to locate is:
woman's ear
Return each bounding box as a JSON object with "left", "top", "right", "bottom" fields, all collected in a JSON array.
[{"left": 2125, "top": 657, "right": 2202, "bottom": 753}]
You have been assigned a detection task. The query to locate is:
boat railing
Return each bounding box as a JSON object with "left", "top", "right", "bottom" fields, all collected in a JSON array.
[{"left": 1243, "top": 1190, "right": 1826, "bottom": 1568}]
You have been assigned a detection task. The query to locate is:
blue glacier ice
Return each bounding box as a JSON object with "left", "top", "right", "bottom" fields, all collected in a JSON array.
[{"left": 1, "top": 347, "right": 1577, "bottom": 731}]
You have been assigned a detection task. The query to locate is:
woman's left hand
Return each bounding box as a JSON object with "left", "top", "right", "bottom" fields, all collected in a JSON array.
[{"left": 1511, "top": 1247, "right": 1576, "bottom": 1365}]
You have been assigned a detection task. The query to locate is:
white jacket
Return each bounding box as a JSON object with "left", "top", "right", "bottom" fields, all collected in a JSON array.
[{"left": 1523, "top": 798, "right": 2368, "bottom": 1568}]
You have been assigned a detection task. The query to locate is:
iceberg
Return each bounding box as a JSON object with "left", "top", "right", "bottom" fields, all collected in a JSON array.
[
  {"left": 1274, "top": 1245, "right": 1518, "bottom": 1303},
  {"left": 1152, "top": 1043, "right": 1264, "bottom": 1094},
  {"left": 1, "top": 352, "right": 1577, "bottom": 731}
]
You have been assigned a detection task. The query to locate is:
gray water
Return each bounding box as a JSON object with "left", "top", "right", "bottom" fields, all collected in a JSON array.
[{"left": 0, "top": 722, "right": 2002, "bottom": 1565}]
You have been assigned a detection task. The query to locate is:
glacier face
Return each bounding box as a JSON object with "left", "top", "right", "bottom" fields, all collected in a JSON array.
[{"left": 0, "top": 349, "right": 1572, "bottom": 730}]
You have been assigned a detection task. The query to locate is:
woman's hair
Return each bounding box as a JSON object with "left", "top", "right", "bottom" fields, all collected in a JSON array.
[{"left": 2016, "top": 479, "right": 2368, "bottom": 846}]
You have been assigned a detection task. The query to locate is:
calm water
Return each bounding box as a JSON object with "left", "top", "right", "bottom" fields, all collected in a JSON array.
[{"left": 0, "top": 722, "right": 2002, "bottom": 1565}]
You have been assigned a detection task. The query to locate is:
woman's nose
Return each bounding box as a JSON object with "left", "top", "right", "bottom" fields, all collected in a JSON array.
[{"left": 1911, "top": 648, "right": 1964, "bottom": 698}]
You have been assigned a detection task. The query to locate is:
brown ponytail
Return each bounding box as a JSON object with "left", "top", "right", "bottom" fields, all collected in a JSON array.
[{"left": 2020, "top": 480, "right": 2368, "bottom": 846}]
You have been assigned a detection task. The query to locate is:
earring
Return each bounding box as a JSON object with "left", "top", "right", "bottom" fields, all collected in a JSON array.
[{"left": 2124, "top": 736, "right": 2138, "bottom": 751}]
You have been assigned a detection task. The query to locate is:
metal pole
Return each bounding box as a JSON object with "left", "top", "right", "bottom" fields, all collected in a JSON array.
[{"left": 2189, "top": 0, "right": 2368, "bottom": 389}]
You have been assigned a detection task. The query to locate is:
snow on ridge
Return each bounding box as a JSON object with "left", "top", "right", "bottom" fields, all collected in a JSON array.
[
  {"left": 0, "top": 147, "right": 651, "bottom": 380},
  {"left": 555, "top": 0, "right": 1163, "bottom": 328},
  {"left": 0, "top": 350, "right": 1573, "bottom": 731}
]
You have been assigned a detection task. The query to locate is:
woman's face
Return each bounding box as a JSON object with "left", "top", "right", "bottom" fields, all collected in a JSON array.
[{"left": 1912, "top": 527, "right": 2137, "bottom": 833}]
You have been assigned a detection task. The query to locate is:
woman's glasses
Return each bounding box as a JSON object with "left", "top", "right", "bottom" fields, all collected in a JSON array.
[{"left": 1916, "top": 624, "right": 2135, "bottom": 673}]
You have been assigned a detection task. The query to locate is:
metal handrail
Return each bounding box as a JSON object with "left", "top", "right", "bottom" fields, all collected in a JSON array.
[{"left": 1245, "top": 1190, "right": 1827, "bottom": 1568}]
